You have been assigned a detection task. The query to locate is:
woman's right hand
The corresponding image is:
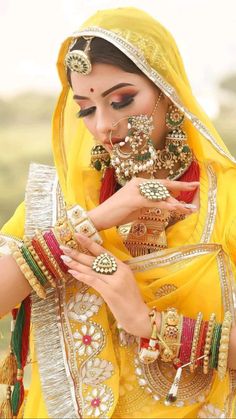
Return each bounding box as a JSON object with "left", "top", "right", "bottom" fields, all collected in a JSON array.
[{"left": 88, "top": 177, "right": 199, "bottom": 231}]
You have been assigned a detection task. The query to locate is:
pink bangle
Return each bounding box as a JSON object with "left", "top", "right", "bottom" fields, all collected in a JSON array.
[
  {"left": 179, "top": 317, "right": 195, "bottom": 364},
  {"left": 43, "top": 230, "right": 68, "bottom": 273}
]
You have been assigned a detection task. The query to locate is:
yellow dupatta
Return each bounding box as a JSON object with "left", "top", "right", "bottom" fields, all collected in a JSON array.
[{"left": 1, "top": 7, "right": 236, "bottom": 419}]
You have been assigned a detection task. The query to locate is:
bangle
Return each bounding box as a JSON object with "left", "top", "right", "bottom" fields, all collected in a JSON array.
[
  {"left": 31, "top": 237, "right": 59, "bottom": 283},
  {"left": 21, "top": 244, "right": 47, "bottom": 286},
  {"left": 26, "top": 238, "right": 56, "bottom": 288},
  {"left": 67, "top": 205, "right": 103, "bottom": 244},
  {"left": 138, "top": 310, "right": 160, "bottom": 364},
  {"left": 160, "top": 307, "right": 183, "bottom": 363},
  {"left": 210, "top": 323, "right": 222, "bottom": 369},
  {"left": 53, "top": 217, "right": 78, "bottom": 249},
  {"left": 43, "top": 230, "right": 68, "bottom": 273},
  {"left": 179, "top": 317, "right": 195, "bottom": 365},
  {"left": 35, "top": 230, "right": 67, "bottom": 281},
  {"left": 218, "top": 311, "right": 232, "bottom": 380},
  {"left": 190, "top": 312, "right": 203, "bottom": 372},
  {"left": 10, "top": 243, "right": 46, "bottom": 299},
  {"left": 195, "top": 320, "right": 208, "bottom": 367},
  {"left": 203, "top": 313, "right": 216, "bottom": 374}
]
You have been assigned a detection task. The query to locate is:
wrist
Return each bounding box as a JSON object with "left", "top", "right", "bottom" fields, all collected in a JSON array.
[{"left": 129, "top": 305, "right": 161, "bottom": 338}]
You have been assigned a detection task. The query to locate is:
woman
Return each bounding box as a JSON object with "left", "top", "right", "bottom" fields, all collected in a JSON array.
[{"left": 0, "top": 6, "right": 236, "bottom": 419}]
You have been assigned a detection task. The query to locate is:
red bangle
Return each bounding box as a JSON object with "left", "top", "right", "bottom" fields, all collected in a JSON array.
[
  {"left": 140, "top": 337, "right": 159, "bottom": 350},
  {"left": 196, "top": 320, "right": 208, "bottom": 366},
  {"left": 179, "top": 317, "right": 195, "bottom": 364},
  {"left": 32, "top": 237, "right": 59, "bottom": 280},
  {"left": 43, "top": 230, "right": 68, "bottom": 273}
]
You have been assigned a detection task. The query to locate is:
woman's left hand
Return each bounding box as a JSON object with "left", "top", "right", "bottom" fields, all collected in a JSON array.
[{"left": 60, "top": 233, "right": 151, "bottom": 338}]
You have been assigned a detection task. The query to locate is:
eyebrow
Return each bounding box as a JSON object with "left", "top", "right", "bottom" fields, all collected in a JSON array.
[{"left": 73, "top": 83, "right": 134, "bottom": 100}]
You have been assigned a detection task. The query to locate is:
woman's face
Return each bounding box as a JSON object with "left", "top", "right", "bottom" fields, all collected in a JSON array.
[{"left": 71, "top": 63, "right": 170, "bottom": 152}]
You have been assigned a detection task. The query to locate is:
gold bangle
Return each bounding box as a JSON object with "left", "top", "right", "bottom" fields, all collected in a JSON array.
[
  {"left": 67, "top": 205, "right": 103, "bottom": 244},
  {"left": 25, "top": 238, "right": 57, "bottom": 288},
  {"left": 35, "top": 230, "right": 67, "bottom": 281},
  {"left": 190, "top": 312, "right": 203, "bottom": 373},
  {"left": 203, "top": 313, "right": 216, "bottom": 374},
  {"left": 218, "top": 311, "right": 232, "bottom": 380},
  {"left": 10, "top": 242, "right": 46, "bottom": 299},
  {"left": 160, "top": 307, "right": 183, "bottom": 363},
  {"left": 53, "top": 217, "right": 78, "bottom": 249}
]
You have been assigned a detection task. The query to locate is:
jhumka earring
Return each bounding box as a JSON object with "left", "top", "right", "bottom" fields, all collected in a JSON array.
[
  {"left": 65, "top": 36, "right": 93, "bottom": 75},
  {"left": 90, "top": 144, "right": 110, "bottom": 172},
  {"left": 155, "top": 105, "right": 193, "bottom": 180}
]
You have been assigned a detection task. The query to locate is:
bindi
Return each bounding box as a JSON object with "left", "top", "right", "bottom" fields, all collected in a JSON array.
[{"left": 90, "top": 88, "right": 94, "bottom": 93}]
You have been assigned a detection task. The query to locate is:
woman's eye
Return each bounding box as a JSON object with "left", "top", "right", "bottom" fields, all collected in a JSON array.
[
  {"left": 111, "top": 96, "right": 135, "bottom": 110},
  {"left": 76, "top": 106, "right": 96, "bottom": 118}
]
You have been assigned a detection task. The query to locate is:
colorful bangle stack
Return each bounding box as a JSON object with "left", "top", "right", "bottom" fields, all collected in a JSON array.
[{"left": 10, "top": 206, "right": 102, "bottom": 299}]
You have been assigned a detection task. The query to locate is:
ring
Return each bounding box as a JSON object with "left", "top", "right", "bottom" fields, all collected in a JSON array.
[
  {"left": 92, "top": 252, "right": 117, "bottom": 275},
  {"left": 139, "top": 180, "right": 170, "bottom": 201}
]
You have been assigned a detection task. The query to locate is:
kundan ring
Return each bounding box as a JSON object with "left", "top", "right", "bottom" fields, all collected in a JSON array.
[
  {"left": 139, "top": 180, "right": 170, "bottom": 201},
  {"left": 92, "top": 252, "right": 118, "bottom": 275}
]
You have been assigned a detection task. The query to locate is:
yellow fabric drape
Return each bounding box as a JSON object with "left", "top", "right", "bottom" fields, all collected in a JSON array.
[{"left": 1, "top": 6, "right": 236, "bottom": 418}]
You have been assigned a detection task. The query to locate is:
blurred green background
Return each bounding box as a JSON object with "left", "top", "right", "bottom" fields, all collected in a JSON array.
[{"left": 0, "top": 74, "right": 236, "bottom": 400}]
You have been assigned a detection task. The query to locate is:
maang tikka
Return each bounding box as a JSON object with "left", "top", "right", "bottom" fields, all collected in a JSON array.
[{"left": 65, "top": 36, "right": 93, "bottom": 75}]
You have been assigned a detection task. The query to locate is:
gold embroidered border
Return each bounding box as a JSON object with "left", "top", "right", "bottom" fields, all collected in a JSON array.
[
  {"left": 25, "top": 163, "right": 82, "bottom": 418},
  {"left": 200, "top": 165, "right": 217, "bottom": 244},
  {"left": 217, "top": 250, "right": 236, "bottom": 417},
  {"left": 126, "top": 243, "right": 221, "bottom": 272},
  {"left": 74, "top": 26, "right": 236, "bottom": 166}
]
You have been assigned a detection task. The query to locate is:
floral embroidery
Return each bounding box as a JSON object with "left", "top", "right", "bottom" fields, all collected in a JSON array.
[
  {"left": 73, "top": 324, "right": 103, "bottom": 356},
  {"left": 84, "top": 385, "right": 114, "bottom": 417},
  {"left": 67, "top": 292, "right": 103, "bottom": 322},
  {"left": 81, "top": 357, "right": 114, "bottom": 385}
]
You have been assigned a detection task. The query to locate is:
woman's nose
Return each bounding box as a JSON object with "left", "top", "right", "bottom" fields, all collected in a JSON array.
[{"left": 95, "top": 110, "right": 115, "bottom": 141}]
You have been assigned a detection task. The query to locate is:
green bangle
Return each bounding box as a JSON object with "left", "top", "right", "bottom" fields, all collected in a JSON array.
[
  {"left": 210, "top": 323, "right": 222, "bottom": 369},
  {"left": 21, "top": 245, "right": 47, "bottom": 286}
]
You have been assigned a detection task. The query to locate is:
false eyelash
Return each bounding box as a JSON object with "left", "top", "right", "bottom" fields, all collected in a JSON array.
[
  {"left": 111, "top": 96, "right": 134, "bottom": 109},
  {"left": 76, "top": 106, "right": 96, "bottom": 118}
]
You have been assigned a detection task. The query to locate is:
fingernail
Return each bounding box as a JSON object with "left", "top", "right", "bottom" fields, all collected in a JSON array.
[
  {"left": 60, "top": 255, "right": 72, "bottom": 263},
  {"left": 59, "top": 245, "right": 72, "bottom": 254}
]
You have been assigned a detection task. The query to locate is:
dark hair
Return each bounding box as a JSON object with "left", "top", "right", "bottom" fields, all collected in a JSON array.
[{"left": 67, "top": 37, "right": 143, "bottom": 85}]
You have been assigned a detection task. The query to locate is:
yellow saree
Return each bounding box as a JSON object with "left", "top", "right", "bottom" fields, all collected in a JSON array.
[{"left": 1, "top": 6, "right": 236, "bottom": 419}]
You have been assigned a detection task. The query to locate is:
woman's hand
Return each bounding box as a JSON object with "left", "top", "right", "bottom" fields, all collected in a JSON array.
[
  {"left": 60, "top": 233, "right": 154, "bottom": 338},
  {"left": 88, "top": 177, "right": 199, "bottom": 231}
]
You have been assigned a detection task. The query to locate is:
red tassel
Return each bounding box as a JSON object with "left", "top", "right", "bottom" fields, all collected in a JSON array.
[
  {"left": 177, "top": 160, "right": 200, "bottom": 203},
  {"left": 99, "top": 167, "right": 118, "bottom": 203}
]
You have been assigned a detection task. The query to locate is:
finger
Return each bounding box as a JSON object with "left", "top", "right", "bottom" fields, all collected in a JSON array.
[
  {"left": 62, "top": 258, "right": 94, "bottom": 275},
  {"left": 75, "top": 234, "right": 120, "bottom": 264},
  {"left": 161, "top": 179, "right": 199, "bottom": 193},
  {"left": 60, "top": 249, "right": 94, "bottom": 267},
  {"left": 68, "top": 270, "right": 109, "bottom": 291}
]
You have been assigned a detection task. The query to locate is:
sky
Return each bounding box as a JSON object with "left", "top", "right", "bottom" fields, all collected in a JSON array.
[{"left": 0, "top": 0, "right": 236, "bottom": 115}]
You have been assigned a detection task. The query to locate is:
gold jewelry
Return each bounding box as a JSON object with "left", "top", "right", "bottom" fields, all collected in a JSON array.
[
  {"left": 67, "top": 204, "right": 102, "bottom": 244},
  {"left": 109, "top": 91, "right": 163, "bottom": 185},
  {"left": 65, "top": 37, "right": 93, "bottom": 75},
  {"left": 92, "top": 252, "right": 117, "bottom": 275},
  {"left": 139, "top": 180, "right": 170, "bottom": 201},
  {"left": 218, "top": 311, "right": 232, "bottom": 380},
  {"left": 25, "top": 238, "right": 57, "bottom": 288},
  {"left": 90, "top": 144, "right": 110, "bottom": 172},
  {"left": 53, "top": 217, "right": 78, "bottom": 249},
  {"left": 203, "top": 313, "right": 216, "bottom": 374},
  {"left": 138, "top": 310, "right": 160, "bottom": 364},
  {"left": 160, "top": 307, "right": 183, "bottom": 362},
  {"left": 10, "top": 242, "right": 46, "bottom": 299},
  {"left": 190, "top": 312, "right": 203, "bottom": 373},
  {"left": 155, "top": 104, "right": 193, "bottom": 180}
]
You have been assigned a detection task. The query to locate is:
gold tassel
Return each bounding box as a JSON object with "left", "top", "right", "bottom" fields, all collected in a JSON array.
[
  {"left": 0, "top": 350, "right": 17, "bottom": 385},
  {"left": 0, "top": 386, "right": 13, "bottom": 419}
]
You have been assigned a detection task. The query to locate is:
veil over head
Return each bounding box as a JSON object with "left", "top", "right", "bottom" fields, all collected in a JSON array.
[{"left": 53, "top": 6, "right": 236, "bottom": 208}]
